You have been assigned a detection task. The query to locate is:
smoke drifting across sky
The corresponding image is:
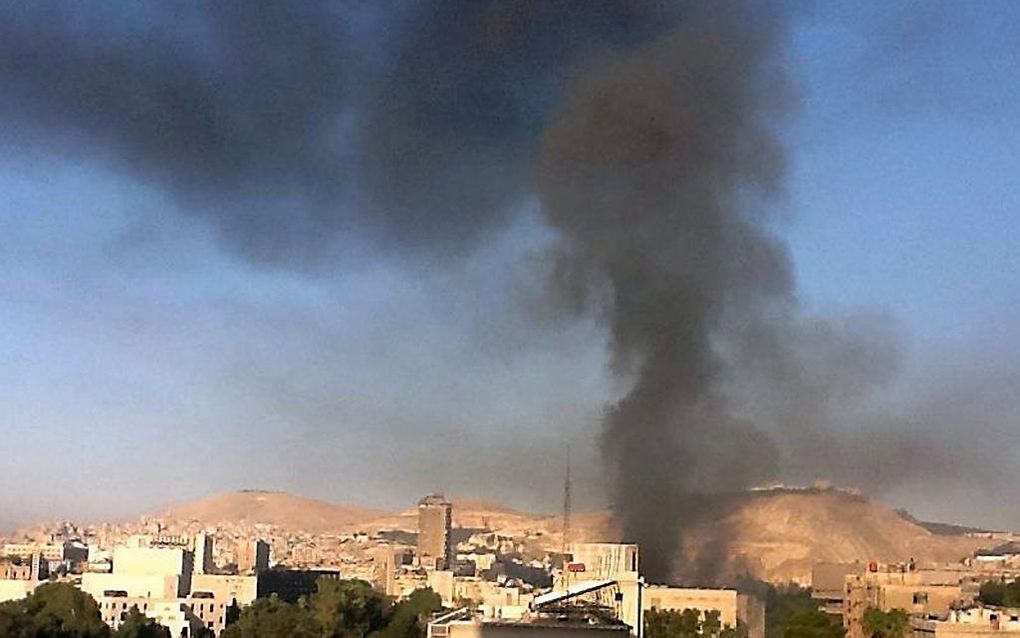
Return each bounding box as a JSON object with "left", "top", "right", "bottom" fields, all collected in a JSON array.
[{"left": 2, "top": 1, "right": 1018, "bottom": 579}]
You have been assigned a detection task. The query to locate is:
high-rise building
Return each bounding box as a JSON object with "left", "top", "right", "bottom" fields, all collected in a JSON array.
[
  {"left": 192, "top": 533, "right": 214, "bottom": 575},
  {"left": 417, "top": 493, "right": 452, "bottom": 570},
  {"left": 236, "top": 539, "right": 270, "bottom": 575}
]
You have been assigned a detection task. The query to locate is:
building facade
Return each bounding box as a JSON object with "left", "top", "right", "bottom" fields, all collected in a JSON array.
[{"left": 418, "top": 493, "right": 453, "bottom": 570}]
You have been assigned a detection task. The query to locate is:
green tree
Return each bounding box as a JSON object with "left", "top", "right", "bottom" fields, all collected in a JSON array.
[
  {"left": 679, "top": 609, "right": 703, "bottom": 638},
  {"left": 980, "top": 580, "right": 1006, "bottom": 606},
  {"left": 781, "top": 611, "right": 845, "bottom": 638},
  {"left": 644, "top": 608, "right": 704, "bottom": 638},
  {"left": 0, "top": 599, "right": 37, "bottom": 638},
  {"left": 222, "top": 595, "right": 322, "bottom": 638},
  {"left": 374, "top": 588, "right": 442, "bottom": 638},
  {"left": 720, "top": 624, "right": 748, "bottom": 638},
  {"left": 979, "top": 578, "right": 1020, "bottom": 607},
  {"left": 703, "top": 610, "right": 722, "bottom": 638},
  {"left": 0, "top": 582, "right": 111, "bottom": 637},
  {"left": 861, "top": 608, "right": 909, "bottom": 638},
  {"left": 311, "top": 578, "right": 388, "bottom": 638},
  {"left": 645, "top": 608, "right": 679, "bottom": 638},
  {"left": 759, "top": 584, "right": 817, "bottom": 638},
  {"left": 114, "top": 606, "right": 170, "bottom": 638}
]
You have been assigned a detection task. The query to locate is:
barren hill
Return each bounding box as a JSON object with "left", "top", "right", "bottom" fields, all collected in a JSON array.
[
  {"left": 360, "top": 497, "right": 556, "bottom": 534},
  {"left": 156, "top": 490, "right": 385, "bottom": 533},
  {"left": 473, "top": 489, "right": 990, "bottom": 584},
  {"left": 697, "top": 489, "right": 989, "bottom": 584},
  {"left": 154, "top": 488, "right": 992, "bottom": 585}
]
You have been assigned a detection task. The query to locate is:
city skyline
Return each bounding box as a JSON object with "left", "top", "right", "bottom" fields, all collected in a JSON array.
[{"left": 2, "top": 2, "right": 1020, "bottom": 533}]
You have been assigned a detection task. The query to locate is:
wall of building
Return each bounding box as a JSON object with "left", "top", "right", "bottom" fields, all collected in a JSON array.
[
  {"left": 419, "top": 494, "right": 453, "bottom": 571},
  {"left": 95, "top": 597, "right": 199, "bottom": 637},
  {"left": 738, "top": 593, "right": 766, "bottom": 638},
  {"left": 643, "top": 587, "right": 739, "bottom": 627},
  {"left": 113, "top": 547, "right": 189, "bottom": 577},
  {"left": 191, "top": 574, "right": 258, "bottom": 605},
  {"left": 81, "top": 572, "right": 182, "bottom": 600},
  {"left": 0, "top": 579, "right": 37, "bottom": 603},
  {"left": 236, "top": 539, "right": 270, "bottom": 575},
  {"left": 844, "top": 573, "right": 968, "bottom": 638},
  {"left": 438, "top": 620, "right": 629, "bottom": 638},
  {"left": 428, "top": 570, "right": 456, "bottom": 605}
]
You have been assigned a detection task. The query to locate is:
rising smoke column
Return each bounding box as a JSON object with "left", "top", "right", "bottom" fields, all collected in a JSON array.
[{"left": 537, "top": 5, "right": 794, "bottom": 582}]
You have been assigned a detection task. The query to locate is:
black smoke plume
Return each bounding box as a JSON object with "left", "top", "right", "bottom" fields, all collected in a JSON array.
[{"left": 536, "top": 5, "right": 794, "bottom": 581}]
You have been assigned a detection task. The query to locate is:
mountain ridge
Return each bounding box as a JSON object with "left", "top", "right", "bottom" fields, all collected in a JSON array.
[{"left": 146, "top": 488, "right": 993, "bottom": 583}]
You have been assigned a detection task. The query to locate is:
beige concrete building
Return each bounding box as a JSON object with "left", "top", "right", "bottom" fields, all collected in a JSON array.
[
  {"left": 3, "top": 541, "right": 88, "bottom": 573},
  {"left": 419, "top": 494, "right": 453, "bottom": 570},
  {"left": 96, "top": 597, "right": 206, "bottom": 636},
  {"left": 429, "top": 569, "right": 457, "bottom": 604},
  {"left": 644, "top": 586, "right": 738, "bottom": 627},
  {"left": 844, "top": 569, "right": 970, "bottom": 638},
  {"left": 113, "top": 546, "right": 194, "bottom": 583},
  {"left": 641, "top": 586, "right": 762, "bottom": 638},
  {"left": 193, "top": 533, "right": 214, "bottom": 575},
  {"left": 0, "top": 579, "right": 38, "bottom": 603},
  {"left": 913, "top": 606, "right": 1020, "bottom": 638},
  {"left": 375, "top": 546, "right": 413, "bottom": 596},
  {"left": 0, "top": 554, "right": 47, "bottom": 581},
  {"left": 813, "top": 562, "right": 867, "bottom": 615},
  {"left": 191, "top": 573, "right": 257, "bottom": 605},
  {"left": 236, "top": 539, "right": 270, "bottom": 575},
  {"left": 553, "top": 544, "right": 760, "bottom": 638},
  {"left": 0, "top": 555, "right": 45, "bottom": 603},
  {"left": 86, "top": 540, "right": 257, "bottom": 636},
  {"left": 564, "top": 543, "right": 641, "bottom": 632}
]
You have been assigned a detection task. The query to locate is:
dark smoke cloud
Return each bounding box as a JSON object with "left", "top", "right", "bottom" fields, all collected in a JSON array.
[
  {"left": 0, "top": 1, "right": 681, "bottom": 260},
  {"left": 358, "top": 1, "right": 681, "bottom": 252},
  {"left": 0, "top": 1, "right": 358, "bottom": 262},
  {"left": 536, "top": 4, "right": 797, "bottom": 582},
  {"left": 0, "top": 0, "right": 986, "bottom": 582}
]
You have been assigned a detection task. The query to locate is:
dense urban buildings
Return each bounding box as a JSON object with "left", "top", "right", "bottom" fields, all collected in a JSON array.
[{"left": 3, "top": 490, "right": 1020, "bottom": 637}]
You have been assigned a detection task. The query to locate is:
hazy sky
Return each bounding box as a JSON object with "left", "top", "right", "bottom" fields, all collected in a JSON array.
[{"left": 2, "top": 2, "right": 1019, "bottom": 531}]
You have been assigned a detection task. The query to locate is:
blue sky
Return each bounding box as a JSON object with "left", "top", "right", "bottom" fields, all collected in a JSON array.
[{"left": 2, "top": 2, "right": 1019, "bottom": 530}]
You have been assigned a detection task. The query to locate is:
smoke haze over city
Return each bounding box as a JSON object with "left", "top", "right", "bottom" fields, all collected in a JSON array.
[{"left": 2, "top": 0, "right": 1020, "bottom": 574}]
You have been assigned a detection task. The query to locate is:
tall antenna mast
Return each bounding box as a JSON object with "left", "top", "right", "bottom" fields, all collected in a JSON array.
[{"left": 562, "top": 445, "right": 572, "bottom": 558}]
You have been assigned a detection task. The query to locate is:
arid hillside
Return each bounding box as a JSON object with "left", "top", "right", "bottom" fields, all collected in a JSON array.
[
  {"left": 680, "top": 489, "right": 990, "bottom": 584},
  {"left": 155, "top": 490, "right": 386, "bottom": 533},
  {"left": 359, "top": 498, "right": 558, "bottom": 535},
  {"left": 155, "top": 488, "right": 992, "bottom": 584}
]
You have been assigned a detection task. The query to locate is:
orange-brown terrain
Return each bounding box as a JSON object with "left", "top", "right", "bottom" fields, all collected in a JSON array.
[{"left": 154, "top": 488, "right": 992, "bottom": 584}]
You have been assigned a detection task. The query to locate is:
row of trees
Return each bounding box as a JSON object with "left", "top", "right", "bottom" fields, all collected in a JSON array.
[
  {"left": 0, "top": 578, "right": 441, "bottom": 638},
  {"left": 223, "top": 579, "right": 441, "bottom": 638},
  {"left": 0, "top": 581, "right": 168, "bottom": 637},
  {"left": 644, "top": 608, "right": 744, "bottom": 638},
  {"left": 979, "top": 577, "right": 1020, "bottom": 607}
]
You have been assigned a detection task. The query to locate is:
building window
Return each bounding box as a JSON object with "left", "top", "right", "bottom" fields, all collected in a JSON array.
[{"left": 912, "top": 593, "right": 928, "bottom": 605}]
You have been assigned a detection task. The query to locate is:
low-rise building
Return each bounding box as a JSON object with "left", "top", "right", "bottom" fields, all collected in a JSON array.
[
  {"left": 428, "top": 607, "right": 630, "bottom": 638},
  {"left": 914, "top": 605, "right": 1020, "bottom": 638}
]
